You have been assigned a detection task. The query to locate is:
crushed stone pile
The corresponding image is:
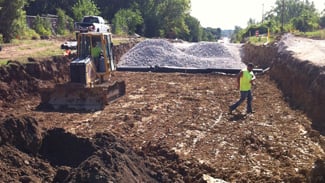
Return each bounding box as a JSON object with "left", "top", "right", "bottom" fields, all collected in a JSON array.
[
  {"left": 119, "top": 39, "right": 246, "bottom": 69},
  {"left": 184, "top": 42, "right": 232, "bottom": 58}
]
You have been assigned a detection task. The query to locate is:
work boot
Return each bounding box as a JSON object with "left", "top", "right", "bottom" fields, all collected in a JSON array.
[{"left": 228, "top": 106, "right": 233, "bottom": 114}]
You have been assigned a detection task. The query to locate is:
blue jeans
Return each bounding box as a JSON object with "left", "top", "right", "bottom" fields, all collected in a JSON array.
[{"left": 230, "top": 90, "right": 252, "bottom": 113}]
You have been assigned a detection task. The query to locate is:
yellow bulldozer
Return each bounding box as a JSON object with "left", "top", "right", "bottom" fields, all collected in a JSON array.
[{"left": 39, "top": 32, "right": 125, "bottom": 111}]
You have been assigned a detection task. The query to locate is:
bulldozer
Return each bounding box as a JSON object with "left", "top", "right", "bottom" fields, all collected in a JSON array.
[{"left": 39, "top": 32, "right": 125, "bottom": 111}]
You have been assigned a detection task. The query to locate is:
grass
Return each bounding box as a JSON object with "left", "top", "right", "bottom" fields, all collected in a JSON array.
[
  {"left": 0, "top": 35, "right": 139, "bottom": 64},
  {"left": 294, "top": 29, "right": 325, "bottom": 39},
  {"left": 246, "top": 29, "right": 325, "bottom": 45},
  {"left": 0, "top": 39, "right": 63, "bottom": 63},
  {"left": 247, "top": 35, "right": 275, "bottom": 45},
  {"left": 0, "top": 60, "right": 8, "bottom": 65}
]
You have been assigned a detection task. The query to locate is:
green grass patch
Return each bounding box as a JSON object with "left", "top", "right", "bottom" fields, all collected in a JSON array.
[
  {"left": 247, "top": 35, "right": 275, "bottom": 45},
  {"left": 294, "top": 30, "right": 325, "bottom": 39},
  {"left": 0, "top": 39, "right": 63, "bottom": 63},
  {"left": 112, "top": 38, "right": 131, "bottom": 45},
  {"left": 0, "top": 60, "right": 8, "bottom": 65}
]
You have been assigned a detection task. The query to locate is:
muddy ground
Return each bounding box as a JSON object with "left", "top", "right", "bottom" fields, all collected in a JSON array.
[{"left": 0, "top": 37, "right": 325, "bottom": 182}]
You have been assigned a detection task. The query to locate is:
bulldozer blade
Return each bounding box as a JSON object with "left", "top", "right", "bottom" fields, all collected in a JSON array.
[{"left": 39, "top": 81, "right": 125, "bottom": 111}]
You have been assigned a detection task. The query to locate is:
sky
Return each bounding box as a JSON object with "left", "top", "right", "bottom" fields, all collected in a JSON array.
[{"left": 190, "top": 0, "right": 325, "bottom": 30}]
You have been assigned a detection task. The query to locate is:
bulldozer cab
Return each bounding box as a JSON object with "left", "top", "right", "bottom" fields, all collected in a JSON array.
[
  {"left": 71, "top": 32, "right": 115, "bottom": 86},
  {"left": 78, "top": 32, "right": 114, "bottom": 71}
]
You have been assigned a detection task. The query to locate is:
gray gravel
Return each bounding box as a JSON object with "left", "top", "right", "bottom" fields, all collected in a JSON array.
[
  {"left": 184, "top": 42, "right": 232, "bottom": 58},
  {"left": 119, "top": 39, "right": 246, "bottom": 69}
]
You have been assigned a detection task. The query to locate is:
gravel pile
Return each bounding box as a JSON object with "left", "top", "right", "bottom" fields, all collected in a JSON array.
[
  {"left": 119, "top": 39, "right": 245, "bottom": 69},
  {"left": 184, "top": 42, "right": 232, "bottom": 58}
]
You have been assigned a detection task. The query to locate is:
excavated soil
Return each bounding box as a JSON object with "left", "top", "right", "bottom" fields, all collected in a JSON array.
[{"left": 0, "top": 35, "right": 325, "bottom": 182}]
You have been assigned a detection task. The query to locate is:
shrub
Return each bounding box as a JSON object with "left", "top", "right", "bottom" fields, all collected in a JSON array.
[{"left": 33, "top": 15, "right": 52, "bottom": 37}]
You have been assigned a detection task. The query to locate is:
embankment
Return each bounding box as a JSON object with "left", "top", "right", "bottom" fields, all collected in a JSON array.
[{"left": 243, "top": 42, "right": 325, "bottom": 134}]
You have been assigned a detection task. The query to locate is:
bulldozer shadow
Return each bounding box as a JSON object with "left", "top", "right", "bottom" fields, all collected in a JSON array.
[{"left": 35, "top": 103, "right": 97, "bottom": 113}]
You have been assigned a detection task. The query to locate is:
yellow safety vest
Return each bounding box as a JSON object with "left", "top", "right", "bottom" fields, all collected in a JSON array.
[
  {"left": 240, "top": 69, "right": 254, "bottom": 91},
  {"left": 91, "top": 46, "right": 101, "bottom": 58}
]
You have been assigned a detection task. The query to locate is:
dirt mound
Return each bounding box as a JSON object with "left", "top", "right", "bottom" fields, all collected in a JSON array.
[
  {"left": 0, "top": 115, "right": 214, "bottom": 182},
  {"left": 45, "top": 129, "right": 160, "bottom": 183},
  {"left": 0, "top": 116, "right": 55, "bottom": 182},
  {"left": 0, "top": 57, "right": 70, "bottom": 103},
  {"left": 0, "top": 115, "right": 43, "bottom": 154}
]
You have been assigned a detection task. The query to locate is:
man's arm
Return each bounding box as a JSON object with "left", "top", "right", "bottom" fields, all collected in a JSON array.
[
  {"left": 236, "top": 71, "right": 243, "bottom": 90},
  {"left": 250, "top": 72, "right": 256, "bottom": 84}
]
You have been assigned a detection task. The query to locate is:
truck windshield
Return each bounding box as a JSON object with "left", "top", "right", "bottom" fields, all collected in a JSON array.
[{"left": 83, "top": 17, "right": 99, "bottom": 23}]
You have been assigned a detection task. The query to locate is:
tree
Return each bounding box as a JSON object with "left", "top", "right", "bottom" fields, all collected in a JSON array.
[
  {"left": 183, "top": 15, "right": 202, "bottom": 42},
  {"left": 136, "top": 0, "right": 162, "bottom": 37},
  {"left": 72, "top": 0, "right": 100, "bottom": 21},
  {"left": 11, "top": 7, "right": 32, "bottom": 39},
  {"left": 57, "top": 8, "right": 74, "bottom": 35},
  {"left": 272, "top": 0, "right": 319, "bottom": 32},
  {"left": 231, "top": 26, "right": 244, "bottom": 43},
  {"left": 291, "top": 8, "right": 319, "bottom": 32},
  {"left": 0, "top": 0, "right": 28, "bottom": 42},
  {"left": 95, "top": 0, "right": 131, "bottom": 22},
  {"left": 320, "top": 14, "right": 325, "bottom": 28},
  {"left": 247, "top": 18, "right": 257, "bottom": 26},
  {"left": 25, "top": 0, "right": 77, "bottom": 18},
  {"left": 202, "top": 29, "right": 215, "bottom": 41},
  {"left": 156, "top": 0, "right": 190, "bottom": 38},
  {"left": 112, "top": 9, "right": 143, "bottom": 35},
  {"left": 202, "top": 27, "right": 222, "bottom": 41},
  {"left": 33, "top": 15, "right": 51, "bottom": 36}
]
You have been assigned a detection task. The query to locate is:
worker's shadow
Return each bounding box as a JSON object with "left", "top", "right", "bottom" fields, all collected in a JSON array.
[{"left": 229, "top": 113, "right": 247, "bottom": 121}]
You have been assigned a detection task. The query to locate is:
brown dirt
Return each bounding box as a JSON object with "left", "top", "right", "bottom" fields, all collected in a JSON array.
[{"left": 0, "top": 37, "right": 324, "bottom": 182}]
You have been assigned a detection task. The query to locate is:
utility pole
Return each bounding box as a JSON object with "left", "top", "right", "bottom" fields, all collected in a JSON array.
[
  {"left": 281, "top": 0, "right": 284, "bottom": 32},
  {"left": 262, "top": 3, "right": 264, "bottom": 23}
]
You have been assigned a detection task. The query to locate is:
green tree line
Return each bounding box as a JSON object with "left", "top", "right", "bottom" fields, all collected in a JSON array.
[
  {"left": 232, "top": 0, "right": 325, "bottom": 43},
  {"left": 0, "top": 0, "right": 222, "bottom": 43}
]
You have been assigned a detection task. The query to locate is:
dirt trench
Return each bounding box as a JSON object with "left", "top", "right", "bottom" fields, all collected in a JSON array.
[
  {"left": 243, "top": 42, "right": 325, "bottom": 134},
  {"left": 0, "top": 37, "right": 324, "bottom": 182}
]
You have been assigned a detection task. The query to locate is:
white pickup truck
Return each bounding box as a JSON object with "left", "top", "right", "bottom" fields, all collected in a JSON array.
[{"left": 76, "top": 16, "right": 110, "bottom": 33}]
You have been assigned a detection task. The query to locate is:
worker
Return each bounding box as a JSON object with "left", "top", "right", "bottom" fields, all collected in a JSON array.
[
  {"left": 91, "top": 41, "right": 101, "bottom": 70},
  {"left": 229, "top": 63, "right": 256, "bottom": 114},
  {"left": 91, "top": 41, "right": 101, "bottom": 59}
]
